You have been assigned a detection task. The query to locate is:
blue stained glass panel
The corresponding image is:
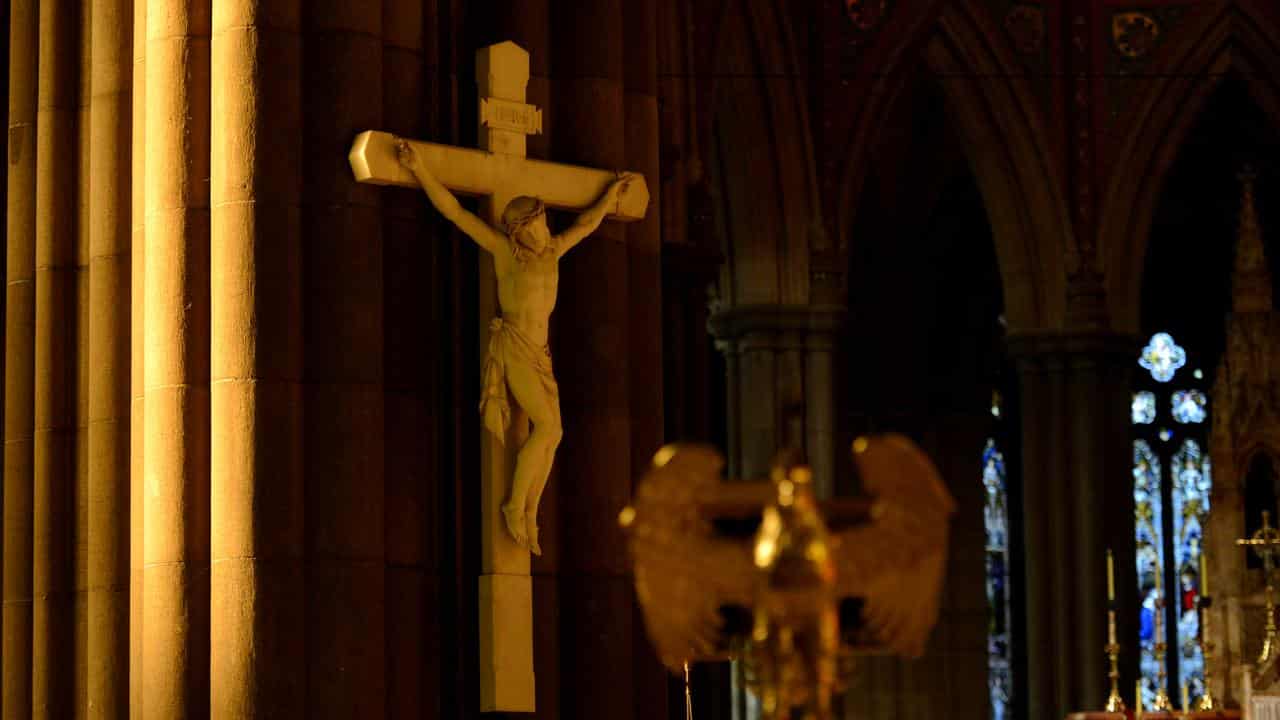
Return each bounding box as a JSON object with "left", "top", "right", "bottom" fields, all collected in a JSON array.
[
  {"left": 1171, "top": 440, "right": 1211, "bottom": 701},
  {"left": 1140, "top": 332, "right": 1188, "bottom": 383},
  {"left": 983, "top": 439, "right": 1012, "bottom": 720},
  {"left": 1133, "top": 392, "right": 1157, "bottom": 424},
  {"left": 1134, "top": 440, "right": 1164, "bottom": 709},
  {"left": 1171, "top": 390, "right": 1208, "bottom": 424}
]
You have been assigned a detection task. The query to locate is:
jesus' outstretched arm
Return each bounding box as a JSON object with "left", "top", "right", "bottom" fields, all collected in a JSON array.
[
  {"left": 396, "top": 138, "right": 508, "bottom": 256},
  {"left": 555, "top": 171, "right": 638, "bottom": 256}
]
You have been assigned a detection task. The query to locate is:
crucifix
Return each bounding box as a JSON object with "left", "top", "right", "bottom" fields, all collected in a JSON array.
[
  {"left": 349, "top": 41, "right": 650, "bottom": 712},
  {"left": 1238, "top": 510, "right": 1280, "bottom": 667}
]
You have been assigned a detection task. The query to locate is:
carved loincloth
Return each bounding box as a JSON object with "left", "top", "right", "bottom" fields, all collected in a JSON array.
[{"left": 480, "top": 317, "right": 559, "bottom": 440}]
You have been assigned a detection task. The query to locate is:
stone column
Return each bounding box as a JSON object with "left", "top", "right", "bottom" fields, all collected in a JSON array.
[
  {"left": 738, "top": 331, "right": 778, "bottom": 480},
  {"left": 1013, "top": 350, "right": 1053, "bottom": 719},
  {"left": 142, "top": 0, "right": 211, "bottom": 715},
  {"left": 74, "top": 3, "right": 92, "bottom": 713},
  {"left": 208, "top": 0, "right": 303, "bottom": 716},
  {"left": 550, "top": 1, "right": 635, "bottom": 717},
  {"left": 3, "top": 0, "right": 38, "bottom": 715},
  {"left": 128, "top": 0, "right": 146, "bottom": 712},
  {"left": 708, "top": 304, "right": 845, "bottom": 488},
  {"left": 1008, "top": 332, "right": 1135, "bottom": 720},
  {"left": 805, "top": 330, "right": 836, "bottom": 499},
  {"left": 33, "top": 0, "right": 80, "bottom": 712},
  {"left": 624, "top": 0, "right": 669, "bottom": 711},
  {"left": 301, "top": 4, "right": 385, "bottom": 715},
  {"left": 87, "top": 0, "right": 131, "bottom": 716},
  {"left": 380, "top": 0, "right": 428, "bottom": 715}
]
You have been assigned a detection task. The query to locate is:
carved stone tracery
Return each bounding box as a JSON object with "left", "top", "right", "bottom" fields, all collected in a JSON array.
[{"left": 1207, "top": 170, "right": 1280, "bottom": 704}]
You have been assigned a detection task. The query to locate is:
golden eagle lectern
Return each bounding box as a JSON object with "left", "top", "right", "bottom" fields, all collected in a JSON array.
[{"left": 621, "top": 435, "right": 955, "bottom": 720}]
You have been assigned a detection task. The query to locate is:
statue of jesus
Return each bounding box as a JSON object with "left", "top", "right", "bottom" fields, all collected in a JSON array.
[{"left": 397, "top": 138, "right": 636, "bottom": 555}]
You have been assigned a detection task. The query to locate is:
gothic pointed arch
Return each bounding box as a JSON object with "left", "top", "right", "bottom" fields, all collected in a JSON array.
[
  {"left": 705, "top": 0, "right": 825, "bottom": 306},
  {"left": 1100, "top": 1, "right": 1280, "bottom": 333},
  {"left": 833, "top": 0, "right": 1071, "bottom": 332}
]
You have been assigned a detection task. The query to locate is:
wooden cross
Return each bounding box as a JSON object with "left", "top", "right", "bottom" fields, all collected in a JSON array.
[{"left": 349, "top": 41, "right": 649, "bottom": 713}]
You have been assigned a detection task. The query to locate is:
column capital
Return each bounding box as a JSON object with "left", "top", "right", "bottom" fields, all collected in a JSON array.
[
  {"left": 1006, "top": 328, "right": 1137, "bottom": 365},
  {"left": 707, "top": 303, "right": 847, "bottom": 346}
]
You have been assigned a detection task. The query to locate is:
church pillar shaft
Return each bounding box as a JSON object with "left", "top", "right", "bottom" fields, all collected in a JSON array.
[
  {"left": 142, "top": 0, "right": 212, "bottom": 714},
  {"left": 624, "top": 0, "right": 669, "bottom": 713},
  {"left": 1067, "top": 355, "right": 1106, "bottom": 707},
  {"left": 380, "top": 0, "right": 430, "bottom": 716},
  {"left": 300, "top": 2, "right": 385, "bottom": 715},
  {"left": 32, "top": 0, "right": 81, "bottom": 711},
  {"left": 74, "top": 4, "right": 92, "bottom": 714},
  {"left": 1012, "top": 335, "right": 1135, "bottom": 720},
  {"left": 208, "top": 0, "right": 304, "bottom": 715},
  {"left": 723, "top": 340, "right": 741, "bottom": 479},
  {"left": 805, "top": 332, "right": 835, "bottom": 499},
  {"left": 551, "top": 0, "right": 635, "bottom": 716},
  {"left": 128, "top": 0, "right": 146, "bottom": 711},
  {"left": 708, "top": 305, "right": 845, "bottom": 487},
  {"left": 3, "top": 0, "right": 39, "bottom": 714},
  {"left": 1046, "top": 356, "right": 1074, "bottom": 712},
  {"left": 86, "top": 0, "right": 132, "bottom": 713},
  {"left": 739, "top": 334, "right": 778, "bottom": 479}
]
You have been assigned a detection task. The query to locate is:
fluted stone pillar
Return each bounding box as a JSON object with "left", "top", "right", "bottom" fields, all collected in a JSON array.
[
  {"left": 142, "top": 0, "right": 211, "bottom": 715},
  {"left": 209, "top": 0, "right": 303, "bottom": 716},
  {"left": 86, "top": 0, "right": 132, "bottom": 713},
  {"left": 302, "top": 4, "right": 385, "bottom": 715},
  {"left": 708, "top": 305, "right": 844, "bottom": 493},
  {"left": 805, "top": 331, "right": 836, "bottom": 499},
  {"left": 73, "top": 4, "right": 92, "bottom": 714},
  {"left": 128, "top": 0, "right": 145, "bottom": 713},
  {"left": 381, "top": 0, "right": 430, "bottom": 715},
  {"left": 3, "top": 0, "right": 39, "bottom": 715},
  {"left": 624, "top": 0, "right": 669, "bottom": 712},
  {"left": 1008, "top": 332, "right": 1135, "bottom": 720},
  {"left": 32, "top": 0, "right": 81, "bottom": 712}
]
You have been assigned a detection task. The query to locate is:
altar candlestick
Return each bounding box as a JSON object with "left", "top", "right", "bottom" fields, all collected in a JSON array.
[
  {"left": 1181, "top": 683, "right": 1189, "bottom": 712},
  {"left": 1107, "top": 549, "right": 1115, "bottom": 602},
  {"left": 1200, "top": 550, "right": 1209, "bottom": 598}
]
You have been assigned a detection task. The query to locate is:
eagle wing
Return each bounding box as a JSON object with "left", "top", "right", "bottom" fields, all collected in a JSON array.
[
  {"left": 625, "top": 444, "right": 756, "bottom": 671},
  {"left": 833, "top": 434, "right": 956, "bottom": 657}
]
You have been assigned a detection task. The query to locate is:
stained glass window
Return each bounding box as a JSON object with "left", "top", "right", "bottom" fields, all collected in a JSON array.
[
  {"left": 1134, "top": 439, "right": 1165, "bottom": 709},
  {"left": 1140, "top": 332, "right": 1188, "bottom": 383},
  {"left": 1131, "top": 332, "right": 1212, "bottom": 710},
  {"left": 983, "top": 438, "right": 1012, "bottom": 720},
  {"left": 1171, "top": 440, "right": 1211, "bottom": 700},
  {"left": 1133, "top": 392, "right": 1157, "bottom": 424},
  {"left": 1171, "top": 390, "right": 1207, "bottom": 424}
]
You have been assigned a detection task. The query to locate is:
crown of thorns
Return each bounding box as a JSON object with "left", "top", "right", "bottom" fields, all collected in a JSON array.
[{"left": 503, "top": 197, "right": 546, "bottom": 236}]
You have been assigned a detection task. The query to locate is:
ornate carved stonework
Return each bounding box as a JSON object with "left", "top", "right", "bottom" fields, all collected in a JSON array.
[
  {"left": 1207, "top": 171, "right": 1280, "bottom": 706},
  {"left": 1112, "top": 11, "right": 1161, "bottom": 60},
  {"left": 1105, "top": 6, "right": 1189, "bottom": 121}
]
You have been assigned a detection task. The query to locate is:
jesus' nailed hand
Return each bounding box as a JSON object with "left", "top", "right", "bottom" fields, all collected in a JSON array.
[{"left": 396, "top": 137, "right": 637, "bottom": 556}]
